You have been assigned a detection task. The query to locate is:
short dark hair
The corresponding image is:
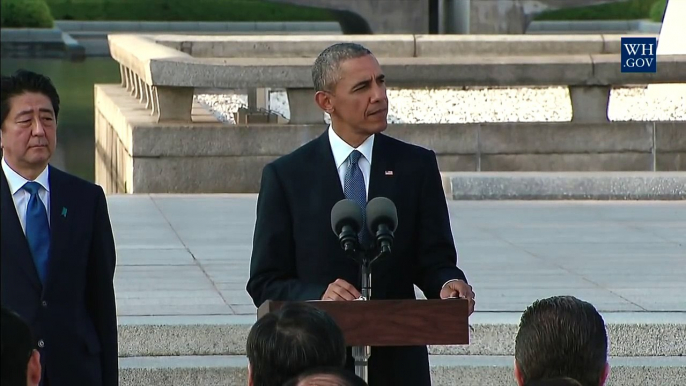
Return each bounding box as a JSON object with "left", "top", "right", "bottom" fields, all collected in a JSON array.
[
  {"left": 247, "top": 302, "right": 347, "bottom": 386},
  {"left": 283, "top": 366, "right": 368, "bottom": 386},
  {"left": 515, "top": 296, "right": 608, "bottom": 386},
  {"left": 526, "top": 377, "right": 584, "bottom": 386},
  {"left": 1, "top": 69, "right": 60, "bottom": 129},
  {"left": 1, "top": 306, "right": 36, "bottom": 386},
  {"left": 312, "top": 43, "right": 372, "bottom": 92}
]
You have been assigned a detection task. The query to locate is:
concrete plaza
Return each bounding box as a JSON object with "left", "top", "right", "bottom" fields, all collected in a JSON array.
[
  {"left": 111, "top": 195, "right": 686, "bottom": 385},
  {"left": 111, "top": 194, "right": 685, "bottom": 314}
]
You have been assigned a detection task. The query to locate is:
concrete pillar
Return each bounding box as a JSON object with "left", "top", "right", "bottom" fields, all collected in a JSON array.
[
  {"left": 438, "top": 0, "right": 445, "bottom": 33},
  {"left": 469, "top": 0, "right": 527, "bottom": 34},
  {"left": 153, "top": 86, "right": 194, "bottom": 122},
  {"left": 138, "top": 77, "right": 148, "bottom": 105},
  {"left": 119, "top": 64, "right": 126, "bottom": 87},
  {"left": 247, "top": 88, "right": 269, "bottom": 112},
  {"left": 134, "top": 76, "right": 143, "bottom": 100},
  {"left": 149, "top": 86, "right": 158, "bottom": 115},
  {"left": 145, "top": 84, "right": 153, "bottom": 110},
  {"left": 131, "top": 74, "right": 139, "bottom": 97},
  {"left": 125, "top": 68, "right": 134, "bottom": 93},
  {"left": 286, "top": 88, "right": 324, "bottom": 124},
  {"left": 569, "top": 86, "right": 611, "bottom": 123},
  {"left": 444, "top": 0, "right": 470, "bottom": 34}
]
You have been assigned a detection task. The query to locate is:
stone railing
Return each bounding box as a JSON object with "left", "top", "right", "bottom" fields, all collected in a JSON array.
[
  {"left": 107, "top": 33, "right": 682, "bottom": 125},
  {"left": 98, "top": 33, "right": 684, "bottom": 194},
  {"left": 151, "top": 33, "right": 639, "bottom": 57}
]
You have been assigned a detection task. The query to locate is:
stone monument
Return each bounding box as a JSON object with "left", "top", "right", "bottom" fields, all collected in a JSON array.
[
  {"left": 267, "top": 0, "right": 624, "bottom": 34},
  {"left": 467, "top": 0, "right": 625, "bottom": 34},
  {"left": 650, "top": 0, "right": 686, "bottom": 97},
  {"left": 265, "top": 0, "right": 430, "bottom": 34},
  {"left": 656, "top": 0, "right": 685, "bottom": 56}
]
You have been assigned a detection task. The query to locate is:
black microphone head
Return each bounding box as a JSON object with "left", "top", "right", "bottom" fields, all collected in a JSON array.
[
  {"left": 331, "top": 199, "right": 363, "bottom": 235},
  {"left": 366, "top": 197, "right": 398, "bottom": 234}
]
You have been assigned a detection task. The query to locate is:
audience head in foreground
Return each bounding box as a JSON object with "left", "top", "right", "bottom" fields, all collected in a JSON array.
[
  {"left": 283, "top": 367, "right": 368, "bottom": 386},
  {"left": 526, "top": 377, "right": 584, "bottom": 386},
  {"left": 514, "top": 296, "right": 609, "bottom": 386},
  {"left": 247, "top": 302, "right": 347, "bottom": 386},
  {"left": 1, "top": 306, "right": 41, "bottom": 386}
]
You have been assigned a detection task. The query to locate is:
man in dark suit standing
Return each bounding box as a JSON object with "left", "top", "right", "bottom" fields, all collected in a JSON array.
[
  {"left": 247, "top": 43, "right": 475, "bottom": 385},
  {"left": 1, "top": 70, "right": 118, "bottom": 386}
]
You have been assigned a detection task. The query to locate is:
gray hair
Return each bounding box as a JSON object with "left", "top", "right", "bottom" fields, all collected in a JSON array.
[{"left": 312, "top": 43, "right": 372, "bottom": 92}]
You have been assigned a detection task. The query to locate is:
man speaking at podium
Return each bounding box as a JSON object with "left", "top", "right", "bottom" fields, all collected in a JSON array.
[{"left": 247, "top": 43, "right": 475, "bottom": 386}]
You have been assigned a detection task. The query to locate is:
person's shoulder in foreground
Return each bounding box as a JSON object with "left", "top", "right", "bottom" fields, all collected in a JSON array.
[{"left": 1, "top": 306, "right": 42, "bottom": 386}]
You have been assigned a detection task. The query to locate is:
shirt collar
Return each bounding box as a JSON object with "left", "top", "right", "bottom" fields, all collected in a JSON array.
[
  {"left": 328, "top": 125, "right": 374, "bottom": 169},
  {"left": 1, "top": 157, "right": 50, "bottom": 195}
]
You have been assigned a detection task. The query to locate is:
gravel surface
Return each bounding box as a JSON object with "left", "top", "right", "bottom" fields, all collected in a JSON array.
[{"left": 195, "top": 85, "right": 686, "bottom": 124}]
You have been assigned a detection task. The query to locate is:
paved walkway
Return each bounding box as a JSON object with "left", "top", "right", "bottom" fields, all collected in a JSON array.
[{"left": 109, "top": 195, "right": 686, "bottom": 318}]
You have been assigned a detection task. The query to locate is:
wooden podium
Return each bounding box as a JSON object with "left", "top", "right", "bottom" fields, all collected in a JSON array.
[{"left": 257, "top": 298, "right": 470, "bottom": 381}]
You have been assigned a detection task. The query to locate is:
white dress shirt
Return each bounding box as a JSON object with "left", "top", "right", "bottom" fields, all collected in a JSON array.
[
  {"left": 327, "top": 127, "right": 462, "bottom": 292},
  {"left": 328, "top": 125, "right": 374, "bottom": 195},
  {"left": 1, "top": 157, "right": 51, "bottom": 234}
]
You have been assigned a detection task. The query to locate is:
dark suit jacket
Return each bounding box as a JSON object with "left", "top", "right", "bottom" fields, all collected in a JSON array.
[
  {"left": 1, "top": 165, "right": 118, "bottom": 386},
  {"left": 247, "top": 131, "right": 467, "bottom": 385}
]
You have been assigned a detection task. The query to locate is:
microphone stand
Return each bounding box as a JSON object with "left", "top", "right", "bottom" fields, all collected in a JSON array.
[{"left": 350, "top": 245, "right": 389, "bottom": 383}]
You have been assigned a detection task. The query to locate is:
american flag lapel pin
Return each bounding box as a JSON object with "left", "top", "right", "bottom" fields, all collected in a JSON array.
[{"left": 384, "top": 170, "right": 394, "bottom": 176}]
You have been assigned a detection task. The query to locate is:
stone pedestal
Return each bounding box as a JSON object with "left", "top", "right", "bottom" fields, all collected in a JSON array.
[{"left": 286, "top": 88, "right": 324, "bottom": 124}]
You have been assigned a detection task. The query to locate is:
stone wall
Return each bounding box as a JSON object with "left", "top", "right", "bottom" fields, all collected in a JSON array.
[{"left": 95, "top": 84, "right": 685, "bottom": 194}]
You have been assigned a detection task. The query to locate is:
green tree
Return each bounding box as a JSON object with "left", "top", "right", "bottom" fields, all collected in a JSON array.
[{"left": 1, "top": 0, "right": 54, "bottom": 28}]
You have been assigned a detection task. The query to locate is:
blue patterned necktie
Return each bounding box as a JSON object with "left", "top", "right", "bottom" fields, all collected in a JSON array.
[
  {"left": 344, "top": 150, "right": 371, "bottom": 247},
  {"left": 23, "top": 182, "right": 50, "bottom": 284}
]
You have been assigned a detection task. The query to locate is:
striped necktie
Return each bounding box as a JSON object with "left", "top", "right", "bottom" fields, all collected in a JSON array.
[{"left": 343, "top": 150, "right": 371, "bottom": 247}]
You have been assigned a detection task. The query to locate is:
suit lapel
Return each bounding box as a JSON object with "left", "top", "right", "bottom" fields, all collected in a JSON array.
[
  {"left": 46, "top": 166, "right": 71, "bottom": 289},
  {"left": 368, "top": 133, "right": 397, "bottom": 202},
  {"left": 0, "top": 170, "right": 42, "bottom": 291}
]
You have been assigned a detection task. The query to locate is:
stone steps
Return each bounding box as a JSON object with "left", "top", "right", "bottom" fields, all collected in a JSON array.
[
  {"left": 116, "top": 312, "right": 686, "bottom": 383},
  {"left": 441, "top": 172, "right": 686, "bottom": 200},
  {"left": 117, "top": 313, "right": 686, "bottom": 357},
  {"left": 118, "top": 354, "right": 686, "bottom": 386}
]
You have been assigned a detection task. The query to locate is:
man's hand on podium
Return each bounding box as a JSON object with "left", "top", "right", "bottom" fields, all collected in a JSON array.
[
  {"left": 322, "top": 278, "right": 362, "bottom": 301},
  {"left": 440, "top": 280, "right": 475, "bottom": 315}
]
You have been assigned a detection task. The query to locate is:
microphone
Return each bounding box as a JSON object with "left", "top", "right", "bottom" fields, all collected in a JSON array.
[
  {"left": 366, "top": 197, "right": 398, "bottom": 255},
  {"left": 331, "top": 199, "right": 364, "bottom": 253}
]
